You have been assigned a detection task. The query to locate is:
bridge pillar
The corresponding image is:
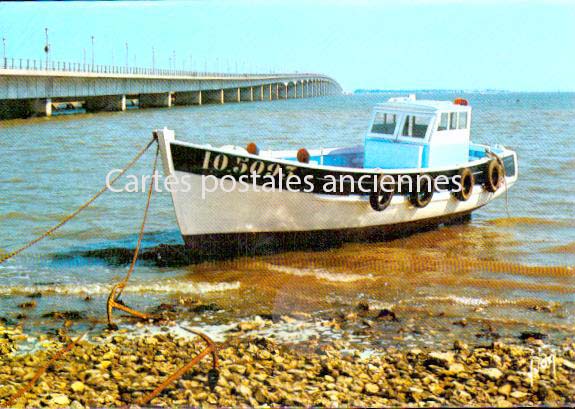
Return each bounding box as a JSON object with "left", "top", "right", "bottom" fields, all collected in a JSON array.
[
  {"left": 286, "top": 83, "right": 295, "bottom": 99},
  {"left": 263, "top": 84, "right": 271, "bottom": 100},
  {"left": 139, "top": 92, "right": 172, "bottom": 108},
  {"left": 84, "top": 95, "right": 126, "bottom": 112},
  {"left": 273, "top": 84, "right": 279, "bottom": 100},
  {"left": 279, "top": 83, "right": 287, "bottom": 99},
  {"left": 175, "top": 91, "right": 202, "bottom": 106},
  {"left": 253, "top": 86, "right": 264, "bottom": 101},
  {"left": 240, "top": 87, "right": 253, "bottom": 102},
  {"left": 29, "top": 98, "right": 52, "bottom": 117},
  {"left": 223, "top": 88, "right": 240, "bottom": 103},
  {"left": 300, "top": 81, "right": 305, "bottom": 98},
  {"left": 203, "top": 89, "right": 224, "bottom": 104}
]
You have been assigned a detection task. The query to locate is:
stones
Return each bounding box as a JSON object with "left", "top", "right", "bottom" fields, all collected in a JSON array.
[
  {"left": 98, "top": 361, "right": 112, "bottom": 370},
  {"left": 446, "top": 363, "right": 466, "bottom": 375},
  {"left": 478, "top": 367, "right": 504, "bottom": 381},
  {"left": 237, "top": 384, "right": 252, "bottom": 399},
  {"left": 376, "top": 308, "right": 398, "bottom": 322},
  {"left": 50, "top": 394, "right": 70, "bottom": 406},
  {"left": 364, "top": 383, "right": 380, "bottom": 394},
  {"left": 190, "top": 303, "right": 221, "bottom": 313},
  {"left": 356, "top": 301, "right": 370, "bottom": 312},
  {"left": 69, "top": 400, "right": 84, "bottom": 409},
  {"left": 453, "top": 340, "right": 468, "bottom": 351},
  {"left": 0, "top": 321, "right": 572, "bottom": 407},
  {"left": 70, "top": 381, "right": 85, "bottom": 393},
  {"left": 510, "top": 390, "right": 528, "bottom": 399},
  {"left": 426, "top": 352, "right": 455, "bottom": 368},
  {"left": 498, "top": 383, "right": 512, "bottom": 396},
  {"left": 41, "top": 311, "right": 85, "bottom": 320},
  {"left": 519, "top": 331, "right": 547, "bottom": 341},
  {"left": 561, "top": 359, "right": 575, "bottom": 370}
]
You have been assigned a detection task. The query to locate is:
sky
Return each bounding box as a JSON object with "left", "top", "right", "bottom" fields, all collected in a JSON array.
[{"left": 0, "top": 0, "right": 573, "bottom": 92}]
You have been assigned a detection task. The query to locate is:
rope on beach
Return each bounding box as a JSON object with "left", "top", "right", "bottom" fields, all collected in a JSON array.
[
  {"left": 103, "top": 144, "right": 221, "bottom": 404},
  {"left": 106, "top": 143, "right": 159, "bottom": 328},
  {"left": 2, "top": 326, "right": 89, "bottom": 408},
  {"left": 1, "top": 135, "right": 220, "bottom": 407},
  {"left": 0, "top": 137, "right": 157, "bottom": 265}
]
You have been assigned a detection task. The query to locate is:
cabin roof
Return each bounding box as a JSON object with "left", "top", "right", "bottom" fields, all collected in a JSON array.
[{"left": 375, "top": 99, "right": 470, "bottom": 114}]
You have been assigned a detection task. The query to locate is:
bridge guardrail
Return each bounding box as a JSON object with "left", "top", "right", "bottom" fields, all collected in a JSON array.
[{"left": 0, "top": 57, "right": 333, "bottom": 81}]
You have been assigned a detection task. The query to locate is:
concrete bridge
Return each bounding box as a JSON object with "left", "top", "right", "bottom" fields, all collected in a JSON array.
[{"left": 0, "top": 58, "right": 341, "bottom": 120}]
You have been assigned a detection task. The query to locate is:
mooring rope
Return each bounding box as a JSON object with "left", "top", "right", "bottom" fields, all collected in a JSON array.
[
  {"left": 1, "top": 137, "right": 219, "bottom": 407},
  {"left": 116, "top": 143, "right": 159, "bottom": 298},
  {"left": 2, "top": 327, "right": 90, "bottom": 408},
  {"left": 0, "top": 137, "right": 156, "bottom": 265}
]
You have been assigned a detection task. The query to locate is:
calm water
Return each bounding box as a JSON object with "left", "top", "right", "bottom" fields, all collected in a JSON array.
[{"left": 0, "top": 92, "right": 573, "bottom": 347}]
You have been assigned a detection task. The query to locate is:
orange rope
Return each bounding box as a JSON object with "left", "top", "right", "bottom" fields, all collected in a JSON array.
[
  {"left": 2, "top": 331, "right": 87, "bottom": 408},
  {"left": 118, "top": 143, "right": 159, "bottom": 295},
  {"left": 0, "top": 138, "right": 156, "bottom": 265}
]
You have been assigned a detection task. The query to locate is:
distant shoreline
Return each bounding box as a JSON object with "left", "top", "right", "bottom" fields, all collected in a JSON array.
[{"left": 353, "top": 89, "right": 572, "bottom": 94}]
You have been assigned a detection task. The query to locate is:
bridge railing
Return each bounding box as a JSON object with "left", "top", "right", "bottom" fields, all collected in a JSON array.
[{"left": 0, "top": 57, "right": 328, "bottom": 80}]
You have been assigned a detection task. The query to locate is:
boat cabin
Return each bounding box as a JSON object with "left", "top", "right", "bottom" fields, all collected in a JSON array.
[{"left": 364, "top": 95, "right": 471, "bottom": 169}]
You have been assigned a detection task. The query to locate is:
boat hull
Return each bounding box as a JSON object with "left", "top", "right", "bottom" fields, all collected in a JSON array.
[
  {"left": 155, "top": 129, "right": 517, "bottom": 255},
  {"left": 182, "top": 210, "right": 474, "bottom": 255}
]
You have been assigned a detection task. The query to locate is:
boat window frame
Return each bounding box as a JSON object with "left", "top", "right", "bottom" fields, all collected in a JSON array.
[
  {"left": 435, "top": 110, "right": 471, "bottom": 133},
  {"left": 438, "top": 113, "right": 449, "bottom": 131},
  {"left": 458, "top": 112, "right": 468, "bottom": 129},
  {"left": 368, "top": 110, "right": 401, "bottom": 140},
  {"left": 396, "top": 113, "right": 434, "bottom": 144},
  {"left": 449, "top": 112, "right": 458, "bottom": 130}
]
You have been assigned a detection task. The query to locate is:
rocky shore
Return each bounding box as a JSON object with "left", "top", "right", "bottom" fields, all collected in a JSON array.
[{"left": 1, "top": 321, "right": 574, "bottom": 408}]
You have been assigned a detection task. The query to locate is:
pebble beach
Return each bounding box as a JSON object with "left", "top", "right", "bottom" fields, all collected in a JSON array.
[{"left": 1, "top": 305, "right": 574, "bottom": 408}]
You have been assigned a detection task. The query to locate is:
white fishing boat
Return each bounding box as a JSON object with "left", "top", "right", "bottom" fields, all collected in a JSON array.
[{"left": 155, "top": 95, "right": 518, "bottom": 255}]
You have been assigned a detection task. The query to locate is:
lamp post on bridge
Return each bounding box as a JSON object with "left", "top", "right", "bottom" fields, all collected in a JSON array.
[
  {"left": 90, "top": 36, "right": 94, "bottom": 67},
  {"left": 125, "top": 42, "right": 129, "bottom": 69},
  {"left": 44, "top": 28, "right": 50, "bottom": 68},
  {"left": 2, "top": 37, "right": 5, "bottom": 60}
]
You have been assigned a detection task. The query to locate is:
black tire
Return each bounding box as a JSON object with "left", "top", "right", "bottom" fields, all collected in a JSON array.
[
  {"left": 409, "top": 175, "right": 434, "bottom": 208},
  {"left": 453, "top": 168, "right": 475, "bottom": 201},
  {"left": 484, "top": 159, "right": 503, "bottom": 192},
  {"left": 369, "top": 180, "right": 394, "bottom": 211}
]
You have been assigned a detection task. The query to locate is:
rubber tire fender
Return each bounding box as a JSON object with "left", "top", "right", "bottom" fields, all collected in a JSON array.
[
  {"left": 409, "top": 174, "right": 434, "bottom": 208},
  {"left": 369, "top": 175, "right": 394, "bottom": 211},
  {"left": 484, "top": 159, "right": 504, "bottom": 193},
  {"left": 453, "top": 168, "right": 475, "bottom": 201}
]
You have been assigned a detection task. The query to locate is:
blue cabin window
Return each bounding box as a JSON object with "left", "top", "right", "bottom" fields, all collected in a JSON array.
[
  {"left": 371, "top": 113, "right": 397, "bottom": 135},
  {"left": 401, "top": 115, "right": 430, "bottom": 139}
]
